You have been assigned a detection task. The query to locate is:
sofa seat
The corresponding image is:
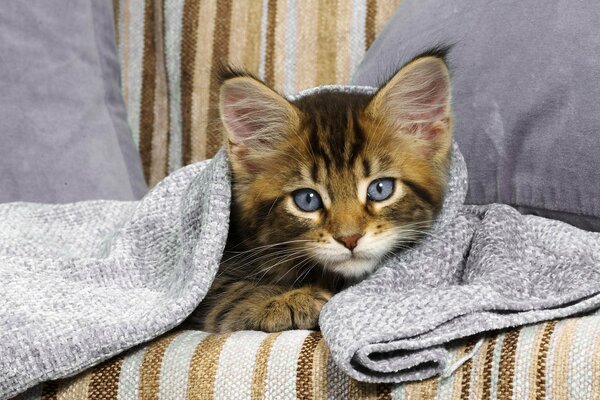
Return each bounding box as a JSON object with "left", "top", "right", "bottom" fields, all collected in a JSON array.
[{"left": 16, "top": 314, "right": 600, "bottom": 399}]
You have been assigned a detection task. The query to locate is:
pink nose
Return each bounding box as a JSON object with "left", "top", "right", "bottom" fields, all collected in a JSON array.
[{"left": 336, "top": 234, "right": 363, "bottom": 250}]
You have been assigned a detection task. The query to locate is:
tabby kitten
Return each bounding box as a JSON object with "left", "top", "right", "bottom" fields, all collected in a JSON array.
[{"left": 194, "top": 53, "right": 453, "bottom": 333}]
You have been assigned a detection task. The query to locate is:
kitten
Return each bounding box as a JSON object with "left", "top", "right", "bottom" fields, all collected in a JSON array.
[{"left": 193, "top": 53, "right": 453, "bottom": 333}]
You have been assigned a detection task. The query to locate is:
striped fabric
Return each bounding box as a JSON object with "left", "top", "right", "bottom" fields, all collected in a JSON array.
[
  {"left": 113, "top": 0, "right": 402, "bottom": 186},
  {"left": 19, "top": 314, "right": 600, "bottom": 399}
]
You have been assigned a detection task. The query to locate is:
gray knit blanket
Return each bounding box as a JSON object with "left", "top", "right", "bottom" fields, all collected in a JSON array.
[{"left": 3, "top": 87, "right": 600, "bottom": 399}]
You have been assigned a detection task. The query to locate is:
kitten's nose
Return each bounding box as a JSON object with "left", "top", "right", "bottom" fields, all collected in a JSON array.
[{"left": 336, "top": 234, "right": 363, "bottom": 251}]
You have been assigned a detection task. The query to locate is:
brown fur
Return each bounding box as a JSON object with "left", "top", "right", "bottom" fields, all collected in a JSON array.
[{"left": 190, "top": 55, "right": 453, "bottom": 333}]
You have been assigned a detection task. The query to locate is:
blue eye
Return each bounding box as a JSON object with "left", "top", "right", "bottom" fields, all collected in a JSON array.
[
  {"left": 292, "top": 189, "right": 323, "bottom": 212},
  {"left": 367, "top": 178, "right": 395, "bottom": 201}
]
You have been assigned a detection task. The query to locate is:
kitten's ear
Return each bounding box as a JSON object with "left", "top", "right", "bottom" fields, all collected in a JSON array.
[
  {"left": 366, "top": 56, "right": 452, "bottom": 159},
  {"left": 219, "top": 75, "right": 299, "bottom": 171}
]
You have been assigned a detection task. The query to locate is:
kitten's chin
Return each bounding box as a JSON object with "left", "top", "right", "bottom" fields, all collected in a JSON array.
[{"left": 327, "top": 257, "right": 380, "bottom": 279}]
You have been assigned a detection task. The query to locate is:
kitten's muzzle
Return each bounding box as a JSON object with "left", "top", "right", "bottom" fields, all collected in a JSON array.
[{"left": 335, "top": 234, "right": 363, "bottom": 251}]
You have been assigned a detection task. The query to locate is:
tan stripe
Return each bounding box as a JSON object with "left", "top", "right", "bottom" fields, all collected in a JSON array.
[
  {"left": 149, "top": 0, "right": 170, "bottom": 187},
  {"left": 348, "top": 380, "right": 392, "bottom": 400},
  {"left": 312, "top": 336, "right": 330, "bottom": 399},
  {"left": 497, "top": 329, "right": 521, "bottom": 399},
  {"left": 295, "top": 0, "right": 318, "bottom": 90},
  {"left": 404, "top": 378, "right": 437, "bottom": 400},
  {"left": 315, "top": 0, "right": 338, "bottom": 85},
  {"left": 263, "top": 0, "right": 278, "bottom": 86},
  {"left": 534, "top": 320, "right": 558, "bottom": 400},
  {"left": 527, "top": 324, "right": 549, "bottom": 400},
  {"left": 375, "top": 0, "right": 402, "bottom": 35},
  {"left": 592, "top": 323, "right": 600, "bottom": 399},
  {"left": 251, "top": 333, "right": 281, "bottom": 399},
  {"left": 139, "top": 333, "right": 178, "bottom": 399},
  {"left": 188, "top": 0, "right": 218, "bottom": 163},
  {"left": 180, "top": 0, "right": 201, "bottom": 165},
  {"left": 187, "top": 334, "right": 230, "bottom": 399},
  {"left": 365, "top": 0, "right": 378, "bottom": 50},
  {"left": 41, "top": 381, "right": 59, "bottom": 400},
  {"left": 551, "top": 319, "right": 578, "bottom": 399},
  {"left": 88, "top": 357, "right": 125, "bottom": 399},
  {"left": 481, "top": 336, "right": 497, "bottom": 400},
  {"left": 472, "top": 338, "right": 494, "bottom": 400},
  {"left": 205, "top": 0, "right": 233, "bottom": 159},
  {"left": 56, "top": 370, "right": 93, "bottom": 400},
  {"left": 272, "top": 0, "right": 287, "bottom": 92},
  {"left": 296, "top": 332, "right": 322, "bottom": 399},
  {"left": 227, "top": 0, "right": 250, "bottom": 67},
  {"left": 243, "top": 0, "right": 264, "bottom": 74},
  {"left": 139, "top": 0, "right": 157, "bottom": 183},
  {"left": 334, "top": 2, "right": 353, "bottom": 84},
  {"left": 113, "top": 0, "right": 120, "bottom": 46}
]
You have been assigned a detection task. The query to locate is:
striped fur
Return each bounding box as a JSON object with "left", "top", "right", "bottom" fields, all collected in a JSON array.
[
  {"left": 22, "top": 315, "right": 600, "bottom": 400},
  {"left": 189, "top": 56, "right": 452, "bottom": 333},
  {"left": 114, "top": 0, "right": 404, "bottom": 186}
]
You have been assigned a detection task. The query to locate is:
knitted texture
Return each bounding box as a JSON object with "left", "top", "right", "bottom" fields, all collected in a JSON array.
[
  {"left": 3, "top": 86, "right": 600, "bottom": 399},
  {"left": 0, "top": 152, "right": 231, "bottom": 399},
  {"left": 18, "top": 315, "right": 600, "bottom": 399}
]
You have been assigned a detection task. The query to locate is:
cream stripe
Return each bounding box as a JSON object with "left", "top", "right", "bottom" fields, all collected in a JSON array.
[
  {"left": 313, "top": 339, "right": 330, "bottom": 399},
  {"left": 391, "top": 383, "right": 406, "bottom": 400},
  {"left": 158, "top": 331, "right": 209, "bottom": 400},
  {"left": 272, "top": 0, "right": 287, "bottom": 92},
  {"left": 433, "top": 348, "right": 459, "bottom": 399},
  {"left": 295, "top": 0, "right": 318, "bottom": 90},
  {"left": 214, "top": 331, "right": 268, "bottom": 400},
  {"left": 489, "top": 333, "right": 506, "bottom": 400},
  {"left": 116, "top": 346, "right": 147, "bottom": 400},
  {"left": 569, "top": 317, "right": 596, "bottom": 399},
  {"left": 264, "top": 330, "right": 312, "bottom": 400},
  {"left": 551, "top": 318, "right": 579, "bottom": 399},
  {"left": 545, "top": 321, "right": 563, "bottom": 399},
  {"left": 227, "top": 0, "right": 250, "bottom": 66},
  {"left": 125, "top": 0, "right": 145, "bottom": 146},
  {"left": 283, "top": 0, "right": 298, "bottom": 94},
  {"left": 335, "top": 2, "right": 353, "bottom": 84},
  {"left": 592, "top": 317, "right": 600, "bottom": 399},
  {"left": 189, "top": 0, "right": 218, "bottom": 162},
  {"left": 349, "top": 0, "right": 367, "bottom": 78},
  {"left": 257, "top": 0, "right": 270, "bottom": 80},
  {"left": 56, "top": 370, "right": 92, "bottom": 400},
  {"left": 164, "top": 0, "right": 185, "bottom": 173}
]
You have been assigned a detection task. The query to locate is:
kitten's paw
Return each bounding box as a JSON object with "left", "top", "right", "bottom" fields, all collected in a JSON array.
[{"left": 252, "top": 287, "right": 332, "bottom": 332}]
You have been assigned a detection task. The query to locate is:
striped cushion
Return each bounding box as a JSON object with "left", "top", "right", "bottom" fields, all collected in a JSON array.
[
  {"left": 18, "top": 315, "right": 600, "bottom": 399},
  {"left": 113, "top": 0, "right": 402, "bottom": 186}
]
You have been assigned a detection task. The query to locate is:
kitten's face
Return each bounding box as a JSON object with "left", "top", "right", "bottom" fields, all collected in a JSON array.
[{"left": 219, "top": 56, "right": 452, "bottom": 279}]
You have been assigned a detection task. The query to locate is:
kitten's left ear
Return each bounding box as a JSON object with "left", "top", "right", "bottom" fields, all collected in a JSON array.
[{"left": 366, "top": 55, "right": 452, "bottom": 160}]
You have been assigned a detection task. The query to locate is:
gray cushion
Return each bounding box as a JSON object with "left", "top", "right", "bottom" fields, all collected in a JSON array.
[
  {"left": 352, "top": 0, "right": 600, "bottom": 231},
  {"left": 0, "top": 1, "right": 146, "bottom": 203}
]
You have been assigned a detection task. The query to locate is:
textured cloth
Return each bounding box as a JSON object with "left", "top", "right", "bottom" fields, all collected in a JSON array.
[
  {"left": 0, "top": 1, "right": 146, "bottom": 203},
  {"left": 3, "top": 86, "right": 600, "bottom": 399},
  {"left": 113, "top": 0, "right": 402, "bottom": 186},
  {"left": 352, "top": 0, "right": 600, "bottom": 231},
  {"left": 18, "top": 315, "right": 600, "bottom": 400},
  {"left": 0, "top": 153, "right": 230, "bottom": 399}
]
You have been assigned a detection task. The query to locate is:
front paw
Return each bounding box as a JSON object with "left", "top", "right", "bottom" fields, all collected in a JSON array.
[{"left": 248, "top": 287, "right": 332, "bottom": 332}]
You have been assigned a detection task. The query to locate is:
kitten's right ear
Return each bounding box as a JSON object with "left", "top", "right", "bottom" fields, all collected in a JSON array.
[{"left": 219, "top": 75, "right": 299, "bottom": 171}]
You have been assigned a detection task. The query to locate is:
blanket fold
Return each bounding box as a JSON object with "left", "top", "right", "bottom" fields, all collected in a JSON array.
[{"left": 2, "top": 85, "right": 600, "bottom": 398}]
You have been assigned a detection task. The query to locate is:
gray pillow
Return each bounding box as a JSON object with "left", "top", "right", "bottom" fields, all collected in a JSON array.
[
  {"left": 0, "top": 1, "right": 146, "bottom": 203},
  {"left": 353, "top": 0, "right": 600, "bottom": 231}
]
